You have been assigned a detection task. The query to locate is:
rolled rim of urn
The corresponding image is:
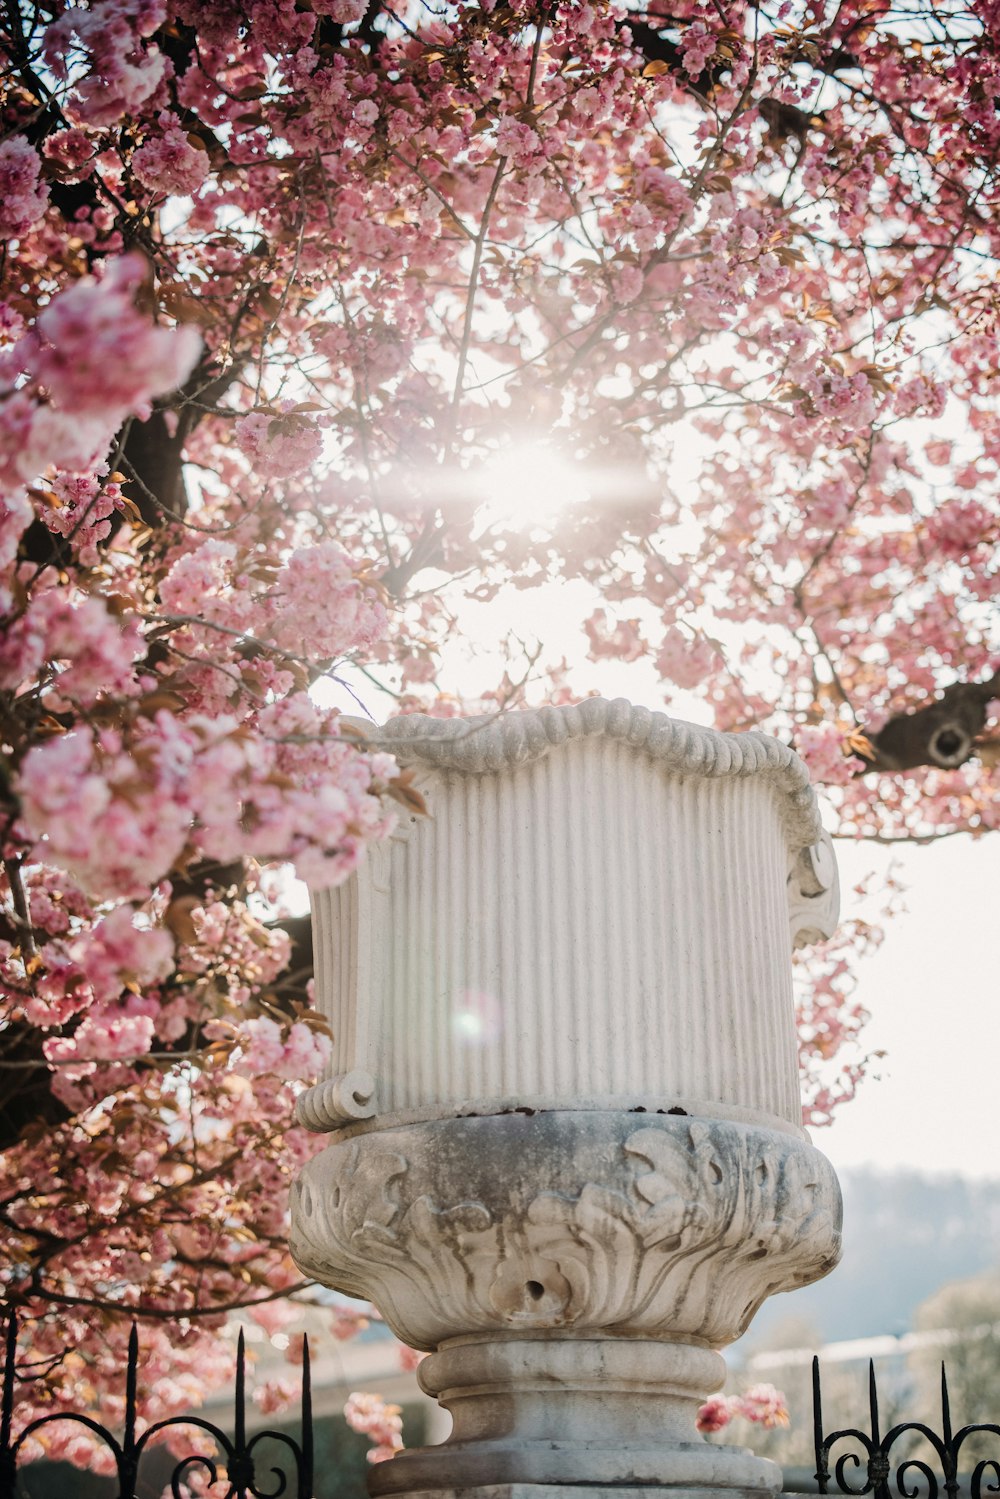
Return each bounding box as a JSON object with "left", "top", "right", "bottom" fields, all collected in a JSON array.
[{"left": 376, "top": 698, "right": 821, "bottom": 848}]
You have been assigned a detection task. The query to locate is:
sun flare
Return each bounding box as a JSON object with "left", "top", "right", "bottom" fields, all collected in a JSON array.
[{"left": 474, "top": 440, "right": 591, "bottom": 530}]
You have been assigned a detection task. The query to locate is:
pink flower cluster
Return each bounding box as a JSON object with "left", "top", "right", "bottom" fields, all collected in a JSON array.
[
  {"left": 0, "top": 256, "right": 200, "bottom": 507},
  {"left": 696, "top": 1384, "right": 790, "bottom": 1433},
  {"left": 67, "top": 905, "right": 174, "bottom": 1006},
  {"left": 329, "top": 1304, "right": 371, "bottom": 1341},
  {"left": 656, "top": 628, "right": 720, "bottom": 691},
  {"left": 345, "top": 1391, "right": 405, "bottom": 1464},
  {"left": 30, "top": 256, "right": 199, "bottom": 421},
  {"left": 0, "top": 590, "right": 143, "bottom": 704},
  {"left": 680, "top": 21, "right": 717, "bottom": 76},
  {"left": 16, "top": 700, "right": 396, "bottom": 900},
  {"left": 230, "top": 1015, "right": 332, "bottom": 1081},
  {"left": 234, "top": 411, "right": 326, "bottom": 480},
  {"left": 132, "top": 114, "right": 210, "bottom": 198},
  {"left": 42, "top": 471, "right": 123, "bottom": 561},
  {"left": 927, "top": 499, "right": 993, "bottom": 560},
  {"left": 0, "top": 138, "right": 49, "bottom": 239},
  {"left": 43, "top": 0, "right": 169, "bottom": 128},
  {"left": 160, "top": 538, "right": 386, "bottom": 663},
  {"left": 796, "top": 723, "right": 866, "bottom": 786}
]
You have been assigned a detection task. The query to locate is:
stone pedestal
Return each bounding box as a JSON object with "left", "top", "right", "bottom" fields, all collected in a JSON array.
[{"left": 289, "top": 700, "right": 843, "bottom": 1499}]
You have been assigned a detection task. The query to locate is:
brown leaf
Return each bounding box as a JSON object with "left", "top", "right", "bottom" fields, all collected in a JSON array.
[
  {"left": 137, "top": 689, "right": 187, "bottom": 715},
  {"left": 386, "top": 772, "right": 429, "bottom": 816},
  {"left": 845, "top": 729, "right": 876, "bottom": 761},
  {"left": 164, "top": 896, "right": 202, "bottom": 946}
]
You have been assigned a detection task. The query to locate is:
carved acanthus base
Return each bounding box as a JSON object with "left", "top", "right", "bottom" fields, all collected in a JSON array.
[
  {"left": 290, "top": 1112, "right": 841, "bottom": 1492},
  {"left": 290, "top": 1111, "right": 842, "bottom": 1350}
]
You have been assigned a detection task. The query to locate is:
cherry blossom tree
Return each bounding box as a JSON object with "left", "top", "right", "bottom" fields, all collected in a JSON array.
[{"left": 1, "top": 0, "right": 998, "bottom": 1456}]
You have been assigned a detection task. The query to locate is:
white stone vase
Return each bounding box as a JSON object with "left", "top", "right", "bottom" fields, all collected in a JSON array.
[{"left": 289, "top": 699, "right": 843, "bottom": 1499}]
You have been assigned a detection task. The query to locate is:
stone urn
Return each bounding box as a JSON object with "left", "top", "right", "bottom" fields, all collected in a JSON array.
[{"left": 289, "top": 698, "right": 843, "bottom": 1499}]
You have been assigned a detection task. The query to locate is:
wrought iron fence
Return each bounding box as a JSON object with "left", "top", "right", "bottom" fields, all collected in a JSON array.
[
  {"left": 813, "top": 1355, "right": 1000, "bottom": 1499},
  {"left": 0, "top": 1313, "right": 314, "bottom": 1499},
  {"left": 5, "top": 1324, "right": 999, "bottom": 1499}
]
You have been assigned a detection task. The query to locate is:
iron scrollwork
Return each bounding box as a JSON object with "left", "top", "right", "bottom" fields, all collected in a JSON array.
[
  {"left": 0, "top": 1313, "right": 314, "bottom": 1499},
  {"left": 814, "top": 1355, "right": 1000, "bottom": 1499}
]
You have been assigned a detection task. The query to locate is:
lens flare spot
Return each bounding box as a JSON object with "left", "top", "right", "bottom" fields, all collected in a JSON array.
[{"left": 451, "top": 990, "right": 501, "bottom": 1045}]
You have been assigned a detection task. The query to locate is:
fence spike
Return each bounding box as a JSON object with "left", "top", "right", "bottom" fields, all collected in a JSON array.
[
  {"left": 124, "top": 1322, "right": 139, "bottom": 1453},
  {"left": 812, "top": 1355, "right": 829, "bottom": 1496},
  {"left": 235, "top": 1325, "right": 246, "bottom": 1452},
  {"left": 301, "top": 1333, "right": 313, "bottom": 1499},
  {"left": 941, "top": 1361, "right": 953, "bottom": 1447},
  {"left": 868, "top": 1358, "right": 881, "bottom": 1448}
]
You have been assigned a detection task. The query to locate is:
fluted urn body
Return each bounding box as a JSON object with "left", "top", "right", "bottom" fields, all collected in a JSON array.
[{"left": 290, "top": 699, "right": 843, "bottom": 1499}]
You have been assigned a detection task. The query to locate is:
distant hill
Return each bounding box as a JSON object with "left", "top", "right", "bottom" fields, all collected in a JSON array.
[{"left": 736, "top": 1167, "right": 1000, "bottom": 1355}]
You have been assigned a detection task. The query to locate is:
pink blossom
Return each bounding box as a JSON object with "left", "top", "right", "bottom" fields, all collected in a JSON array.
[
  {"left": 0, "top": 394, "right": 110, "bottom": 497},
  {"left": 496, "top": 117, "right": 542, "bottom": 166},
  {"left": 614, "top": 265, "right": 644, "bottom": 304},
  {"left": 33, "top": 255, "right": 201, "bottom": 420},
  {"left": 894, "top": 374, "right": 947, "bottom": 420},
  {"left": 43, "top": 128, "right": 96, "bottom": 179},
  {"left": 43, "top": 0, "right": 169, "bottom": 128},
  {"left": 234, "top": 411, "right": 324, "bottom": 479},
  {"left": 696, "top": 1395, "right": 732, "bottom": 1433},
  {"left": 397, "top": 1343, "right": 427, "bottom": 1373},
  {"left": 345, "top": 1391, "right": 404, "bottom": 1464},
  {"left": 927, "top": 499, "right": 992, "bottom": 560},
  {"left": 796, "top": 723, "right": 865, "bottom": 786},
  {"left": 16, "top": 723, "right": 191, "bottom": 899},
  {"left": 585, "top": 609, "right": 646, "bottom": 662},
  {"left": 680, "top": 21, "right": 717, "bottom": 76},
  {"left": 44, "top": 997, "right": 156, "bottom": 1064},
  {"left": 267, "top": 542, "right": 387, "bottom": 659},
  {"left": 312, "top": 0, "right": 369, "bottom": 17},
  {"left": 233, "top": 1016, "right": 331, "bottom": 1081},
  {"left": 0, "top": 487, "right": 32, "bottom": 565},
  {"left": 280, "top": 1021, "right": 332, "bottom": 1078},
  {"left": 133, "top": 115, "right": 210, "bottom": 197},
  {"left": 0, "top": 590, "right": 142, "bottom": 703},
  {"left": 42, "top": 472, "right": 121, "bottom": 561},
  {"left": 330, "top": 1305, "right": 371, "bottom": 1341},
  {"left": 254, "top": 1377, "right": 297, "bottom": 1415},
  {"left": 248, "top": 1300, "right": 297, "bottom": 1337},
  {"left": 67, "top": 906, "right": 174, "bottom": 1005},
  {"left": 232, "top": 1017, "right": 287, "bottom": 1076},
  {"left": 0, "top": 138, "right": 49, "bottom": 238},
  {"left": 736, "top": 1384, "right": 791, "bottom": 1429},
  {"left": 655, "top": 628, "right": 720, "bottom": 691}
]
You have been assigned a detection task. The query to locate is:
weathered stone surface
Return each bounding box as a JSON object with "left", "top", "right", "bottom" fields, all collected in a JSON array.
[
  {"left": 290, "top": 1112, "right": 842, "bottom": 1350},
  {"left": 368, "top": 1337, "right": 783, "bottom": 1494}
]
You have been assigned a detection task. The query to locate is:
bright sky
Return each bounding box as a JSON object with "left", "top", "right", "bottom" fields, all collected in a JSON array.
[{"left": 818, "top": 832, "right": 1000, "bottom": 1182}]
